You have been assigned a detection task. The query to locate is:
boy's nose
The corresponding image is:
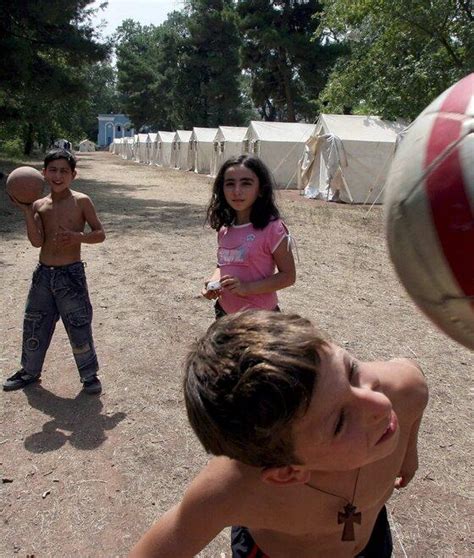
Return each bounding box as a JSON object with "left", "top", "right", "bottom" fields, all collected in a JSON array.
[{"left": 356, "top": 387, "right": 391, "bottom": 423}]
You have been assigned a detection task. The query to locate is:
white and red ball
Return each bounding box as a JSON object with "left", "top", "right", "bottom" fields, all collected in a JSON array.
[
  {"left": 384, "top": 73, "right": 474, "bottom": 350},
  {"left": 6, "top": 166, "right": 45, "bottom": 204}
]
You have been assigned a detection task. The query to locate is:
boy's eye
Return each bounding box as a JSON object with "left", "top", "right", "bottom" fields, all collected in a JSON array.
[
  {"left": 334, "top": 410, "right": 345, "bottom": 435},
  {"left": 349, "top": 361, "right": 358, "bottom": 382}
]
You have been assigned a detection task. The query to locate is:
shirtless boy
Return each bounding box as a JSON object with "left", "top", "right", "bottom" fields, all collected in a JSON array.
[
  {"left": 130, "top": 311, "right": 428, "bottom": 558},
  {"left": 3, "top": 149, "right": 105, "bottom": 394}
]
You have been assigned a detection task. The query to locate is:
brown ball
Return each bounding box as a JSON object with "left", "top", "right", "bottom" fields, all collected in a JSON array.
[{"left": 6, "top": 166, "right": 45, "bottom": 204}]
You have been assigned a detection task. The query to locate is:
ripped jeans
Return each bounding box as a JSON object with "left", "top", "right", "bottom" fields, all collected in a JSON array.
[{"left": 20, "top": 262, "right": 99, "bottom": 381}]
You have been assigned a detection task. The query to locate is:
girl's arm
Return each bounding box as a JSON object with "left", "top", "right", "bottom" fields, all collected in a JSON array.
[{"left": 221, "top": 239, "right": 296, "bottom": 296}]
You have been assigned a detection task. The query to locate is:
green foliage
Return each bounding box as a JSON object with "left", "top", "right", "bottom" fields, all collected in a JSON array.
[
  {"left": 0, "top": 138, "right": 23, "bottom": 158},
  {"left": 317, "top": 0, "right": 473, "bottom": 120},
  {"left": 237, "top": 0, "right": 343, "bottom": 121},
  {"left": 115, "top": 20, "right": 161, "bottom": 130},
  {"left": 115, "top": 2, "right": 245, "bottom": 130},
  {"left": 0, "top": 0, "right": 110, "bottom": 153}
]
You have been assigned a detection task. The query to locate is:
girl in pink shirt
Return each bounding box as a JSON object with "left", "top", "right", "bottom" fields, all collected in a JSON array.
[{"left": 202, "top": 155, "right": 296, "bottom": 317}]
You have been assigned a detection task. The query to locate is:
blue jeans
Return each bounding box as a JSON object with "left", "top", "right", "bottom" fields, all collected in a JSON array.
[{"left": 21, "top": 262, "right": 99, "bottom": 381}]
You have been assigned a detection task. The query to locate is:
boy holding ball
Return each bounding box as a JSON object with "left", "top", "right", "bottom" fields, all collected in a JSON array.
[{"left": 3, "top": 149, "right": 105, "bottom": 394}]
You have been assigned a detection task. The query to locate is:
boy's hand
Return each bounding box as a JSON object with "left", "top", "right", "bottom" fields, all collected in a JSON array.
[
  {"left": 394, "top": 452, "right": 418, "bottom": 489},
  {"left": 8, "top": 194, "right": 33, "bottom": 213},
  {"left": 57, "top": 226, "right": 83, "bottom": 246}
]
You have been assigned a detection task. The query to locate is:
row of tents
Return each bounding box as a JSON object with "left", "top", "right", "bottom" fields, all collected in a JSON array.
[{"left": 109, "top": 115, "right": 407, "bottom": 204}]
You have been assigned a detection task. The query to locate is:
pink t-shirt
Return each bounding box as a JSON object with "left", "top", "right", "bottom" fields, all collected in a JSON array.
[{"left": 217, "top": 218, "right": 289, "bottom": 313}]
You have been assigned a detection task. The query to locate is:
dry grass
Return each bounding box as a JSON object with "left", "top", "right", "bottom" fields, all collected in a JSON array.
[{"left": 0, "top": 152, "right": 472, "bottom": 557}]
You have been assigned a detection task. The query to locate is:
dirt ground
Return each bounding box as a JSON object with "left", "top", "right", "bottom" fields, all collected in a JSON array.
[{"left": 0, "top": 151, "right": 472, "bottom": 558}]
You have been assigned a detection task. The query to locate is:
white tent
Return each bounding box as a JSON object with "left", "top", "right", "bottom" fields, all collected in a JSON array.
[
  {"left": 112, "top": 137, "right": 124, "bottom": 156},
  {"left": 210, "top": 126, "right": 247, "bottom": 177},
  {"left": 188, "top": 127, "right": 218, "bottom": 174},
  {"left": 153, "top": 131, "right": 175, "bottom": 167},
  {"left": 172, "top": 130, "right": 192, "bottom": 170},
  {"left": 297, "top": 114, "right": 407, "bottom": 204},
  {"left": 243, "top": 121, "right": 315, "bottom": 188},
  {"left": 146, "top": 133, "right": 157, "bottom": 165},
  {"left": 134, "top": 134, "right": 149, "bottom": 163},
  {"left": 79, "top": 139, "right": 95, "bottom": 152},
  {"left": 123, "top": 137, "right": 135, "bottom": 160}
]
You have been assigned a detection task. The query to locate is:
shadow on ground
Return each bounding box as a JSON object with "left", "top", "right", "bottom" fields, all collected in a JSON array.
[
  {"left": 21, "top": 383, "right": 126, "bottom": 452},
  {"left": 0, "top": 154, "right": 208, "bottom": 238}
]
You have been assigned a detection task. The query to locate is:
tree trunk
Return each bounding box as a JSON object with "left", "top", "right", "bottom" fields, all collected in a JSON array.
[
  {"left": 278, "top": 49, "right": 296, "bottom": 121},
  {"left": 23, "top": 123, "right": 34, "bottom": 155}
]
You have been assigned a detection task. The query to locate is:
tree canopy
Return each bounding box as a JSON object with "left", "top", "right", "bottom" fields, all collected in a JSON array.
[
  {"left": 0, "top": 0, "right": 110, "bottom": 153},
  {"left": 317, "top": 0, "right": 473, "bottom": 119},
  {"left": 1, "top": 0, "right": 471, "bottom": 155}
]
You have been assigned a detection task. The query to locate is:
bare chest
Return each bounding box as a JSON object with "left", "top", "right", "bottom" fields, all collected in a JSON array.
[
  {"left": 249, "top": 453, "right": 403, "bottom": 557},
  {"left": 39, "top": 198, "right": 85, "bottom": 235}
]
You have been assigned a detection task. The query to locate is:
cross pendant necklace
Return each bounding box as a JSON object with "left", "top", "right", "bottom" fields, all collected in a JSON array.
[{"left": 305, "top": 468, "right": 362, "bottom": 542}]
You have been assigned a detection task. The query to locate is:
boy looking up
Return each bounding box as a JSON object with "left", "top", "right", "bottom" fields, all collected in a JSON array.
[
  {"left": 130, "top": 311, "right": 428, "bottom": 558},
  {"left": 3, "top": 149, "right": 105, "bottom": 394}
]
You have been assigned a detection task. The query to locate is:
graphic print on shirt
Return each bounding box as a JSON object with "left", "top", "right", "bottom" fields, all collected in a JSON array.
[{"left": 218, "top": 234, "right": 257, "bottom": 267}]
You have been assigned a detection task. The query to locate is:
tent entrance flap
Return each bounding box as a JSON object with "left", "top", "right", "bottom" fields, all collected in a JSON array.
[{"left": 302, "top": 134, "right": 346, "bottom": 201}]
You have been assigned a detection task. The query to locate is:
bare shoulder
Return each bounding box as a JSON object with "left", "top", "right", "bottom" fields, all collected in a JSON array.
[
  {"left": 385, "top": 358, "right": 428, "bottom": 419},
  {"left": 184, "top": 457, "right": 261, "bottom": 524},
  {"left": 33, "top": 195, "right": 51, "bottom": 210},
  {"left": 71, "top": 190, "right": 92, "bottom": 203}
]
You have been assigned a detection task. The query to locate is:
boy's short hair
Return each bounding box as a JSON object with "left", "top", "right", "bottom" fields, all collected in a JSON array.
[
  {"left": 44, "top": 149, "right": 77, "bottom": 171},
  {"left": 184, "top": 311, "right": 327, "bottom": 468}
]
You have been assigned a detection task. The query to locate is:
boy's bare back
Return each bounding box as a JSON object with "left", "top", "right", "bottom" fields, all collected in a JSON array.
[{"left": 130, "top": 342, "right": 427, "bottom": 558}]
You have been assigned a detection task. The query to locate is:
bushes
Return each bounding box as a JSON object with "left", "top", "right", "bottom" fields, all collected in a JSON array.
[{"left": 0, "top": 138, "right": 23, "bottom": 159}]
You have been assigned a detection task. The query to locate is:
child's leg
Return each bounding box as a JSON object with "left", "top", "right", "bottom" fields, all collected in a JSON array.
[
  {"left": 54, "top": 262, "right": 99, "bottom": 382},
  {"left": 21, "top": 265, "right": 59, "bottom": 376}
]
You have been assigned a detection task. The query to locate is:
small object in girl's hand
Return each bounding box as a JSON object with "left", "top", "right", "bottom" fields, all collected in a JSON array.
[{"left": 207, "top": 280, "right": 221, "bottom": 291}]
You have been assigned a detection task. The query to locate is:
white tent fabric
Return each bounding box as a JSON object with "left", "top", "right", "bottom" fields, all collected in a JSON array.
[
  {"left": 243, "top": 121, "right": 315, "bottom": 188},
  {"left": 134, "top": 134, "right": 149, "bottom": 163},
  {"left": 153, "top": 131, "right": 175, "bottom": 167},
  {"left": 123, "top": 137, "right": 135, "bottom": 160},
  {"left": 146, "top": 133, "right": 157, "bottom": 164},
  {"left": 172, "top": 130, "right": 192, "bottom": 170},
  {"left": 189, "top": 127, "right": 218, "bottom": 174},
  {"left": 298, "top": 114, "right": 407, "bottom": 204},
  {"left": 79, "top": 139, "right": 95, "bottom": 152},
  {"left": 210, "top": 126, "right": 247, "bottom": 177},
  {"left": 111, "top": 138, "right": 123, "bottom": 156}
]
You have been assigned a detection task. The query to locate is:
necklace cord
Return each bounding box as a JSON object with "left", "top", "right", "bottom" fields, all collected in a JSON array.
[{"left": 305, "top": 467, "right": 361, "bottom": 505}]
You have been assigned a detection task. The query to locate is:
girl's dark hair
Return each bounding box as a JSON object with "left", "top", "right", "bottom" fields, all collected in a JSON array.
[
  {"left": 206, "top": 155, "right": 280, "bottom": 230},
  {"left": 184, "top": 311, "right": 326, "bottom": 468}
]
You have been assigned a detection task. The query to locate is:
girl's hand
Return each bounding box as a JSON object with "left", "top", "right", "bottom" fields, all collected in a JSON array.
[
  {"left": 202, "top": 281, "right": 221, "bottom": 300},
  {"left": 220, "top": 275, "right": 248, "bottom": 296}
]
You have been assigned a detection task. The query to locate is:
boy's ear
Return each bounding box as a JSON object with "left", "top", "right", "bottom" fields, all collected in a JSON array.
[{"left": 261, "top": 465, "right": 311, "bottom": 486}]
